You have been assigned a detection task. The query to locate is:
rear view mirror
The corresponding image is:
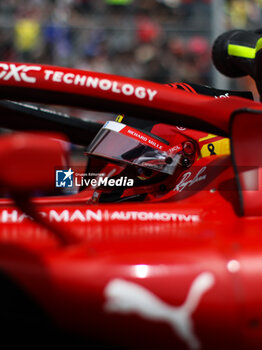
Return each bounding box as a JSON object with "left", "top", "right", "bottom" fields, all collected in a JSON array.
[
  {"left": 0, "top": 132, "right": 68, "bottom": 195},
  {"left": 0, "top": 132, "right": 80, "bottom": 245},
  {"left": 0, "top": 133, "right": 79, "bottom": 244}
]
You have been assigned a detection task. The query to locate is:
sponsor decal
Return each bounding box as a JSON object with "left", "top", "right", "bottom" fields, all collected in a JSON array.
[
  {"left": 123, "top": 127, "right": 168, "bottom": 151},
  {"left": 0, "top": 209, "right": 200, "bottom": 223},
  {"left": 104, "top": 121, "right": 182, "bottom": 153},
  {"left": 168, "top": 144, "right": 182, "bottom": 154},
  {"left": 0, "top": 63, "right": 158, "bottom": 101},
  {"left": 174, "top": 167, "right": 207, "bottom": 192},
  {"left": 0, "top": 63, "right": 41, "bottom": 83},
  {"left": 104, "top": 272, "right": 215, "bottom": 350},
  {"left": 43, "top": 69, "right": 157, "bottom": 101}
]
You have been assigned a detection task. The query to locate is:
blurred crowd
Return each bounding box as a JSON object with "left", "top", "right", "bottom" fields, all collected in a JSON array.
[
  {"left": 225, "top": 0, "right": 262, "bottom": 29},
  {"left": 0, "top": 0, "right": 261, "bottom": 86}
]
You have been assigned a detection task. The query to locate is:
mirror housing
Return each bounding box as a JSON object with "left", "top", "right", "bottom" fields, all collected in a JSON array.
[
  {"left": 0, "top": 132, "right": 81, "bottom": 245},
  {"left": 231, "top": 109, "right": 262, "bottom": 216},
  {"left": 0, "top": 132, "right": 68, "bottom": 194}
]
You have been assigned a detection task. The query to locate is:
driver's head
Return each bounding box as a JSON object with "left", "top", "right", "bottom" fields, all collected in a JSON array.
[
  {"left": 84, "top": 81, "right": 233, "bottom": 203},
  {"left": 85, "top": 114, "right": 198, "bottom": 203}
]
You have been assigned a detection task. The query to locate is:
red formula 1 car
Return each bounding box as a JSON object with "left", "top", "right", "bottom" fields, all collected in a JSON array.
[{"left": 0, "top": 29, "right": 262, "bottom": 349}]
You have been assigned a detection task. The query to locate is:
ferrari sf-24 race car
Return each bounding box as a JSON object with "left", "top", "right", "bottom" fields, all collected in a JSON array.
[{"left": 0, "top": 29, "right": 262, "bottom": 349}]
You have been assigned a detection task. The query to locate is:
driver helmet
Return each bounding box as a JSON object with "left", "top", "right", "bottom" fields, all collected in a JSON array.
[
  {"left": 85, "top": 113, "right": 199, "bottom": 203},
  {"left": 84, "top": 82, "right": 230, "bottom": 203}
]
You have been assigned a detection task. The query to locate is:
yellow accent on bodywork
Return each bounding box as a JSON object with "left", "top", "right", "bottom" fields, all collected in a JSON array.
[
  {"left": 200, "top": 138, "right": 230, "bottom": 158},
  {"left": 115, "top": 114, "right": 124, "bottom": 123},
  {"left": 199, "top": 133, "right": 217, "bottom": 142},
  {"left": 228, "top": 37, "right": 262, "bottom": 59},
  {"left": 115, "top": 114, "right": 124, "bottom": 122}
]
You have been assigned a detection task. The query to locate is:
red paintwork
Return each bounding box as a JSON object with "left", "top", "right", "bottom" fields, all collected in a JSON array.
[
  {"left": 0, "top": 63, "right": 262, "bottom": 349},
  {"left": 0, "top": 62, "right": 262, "bottom": 135},
  {"left": 0, "top": 132, "right": 68, "bottom": 193}
]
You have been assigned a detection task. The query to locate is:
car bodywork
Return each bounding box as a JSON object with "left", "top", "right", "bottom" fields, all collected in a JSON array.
[{"left": 0, "top": 62, "right": 262, "bottom": 349}]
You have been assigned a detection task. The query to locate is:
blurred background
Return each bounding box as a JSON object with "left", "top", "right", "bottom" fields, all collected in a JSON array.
[
  {"left": 0, "top": 0, "right": 261, "bottom": 96},
  {"left": 0, "top": 0, "right": 261, "bottom": 189}
]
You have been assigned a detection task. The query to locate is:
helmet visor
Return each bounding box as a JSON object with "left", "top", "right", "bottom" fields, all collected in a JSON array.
[{"left": 86, "top": 121, "right": 182, "bottom": 175}]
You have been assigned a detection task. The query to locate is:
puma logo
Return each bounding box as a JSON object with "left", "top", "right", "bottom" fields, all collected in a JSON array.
[{"left": 104, "top": 272, "right": 215, "bottom": 350}]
